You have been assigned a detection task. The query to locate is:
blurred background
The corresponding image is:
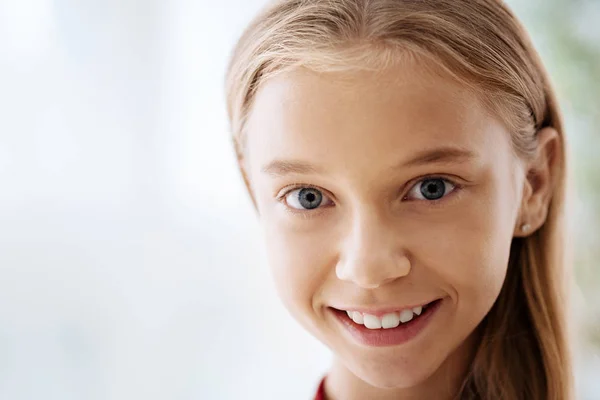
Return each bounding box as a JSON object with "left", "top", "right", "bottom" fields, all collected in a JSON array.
[{"left": 0, "top": 0, "right": 598, "bottom": 399}]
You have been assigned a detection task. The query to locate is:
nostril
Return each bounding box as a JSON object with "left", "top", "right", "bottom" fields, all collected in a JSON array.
[{"left": 335, "top": 257, "right": 411, "bottom": 289}]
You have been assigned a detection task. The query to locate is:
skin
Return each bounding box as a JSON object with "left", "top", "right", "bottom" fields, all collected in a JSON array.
[{"left": 241, "top": 59, "right": 558, "bottom": 399}]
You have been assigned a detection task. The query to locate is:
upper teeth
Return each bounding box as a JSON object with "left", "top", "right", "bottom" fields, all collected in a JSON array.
[{"left": 345, "top": 306, "right": 424, "bottom": 330}]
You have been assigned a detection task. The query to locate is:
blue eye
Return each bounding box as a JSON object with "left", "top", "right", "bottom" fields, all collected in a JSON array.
[
  {"left": 285, "top": 187, "right": 329, "bottom": 210},
  {"left": 408, "top": 178, "right": 456, "bottom": 201}
]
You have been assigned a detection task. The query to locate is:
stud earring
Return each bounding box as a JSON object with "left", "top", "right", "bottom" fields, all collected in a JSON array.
[{"left": 520, "top": 223, "right": 531, "bottom": 233}]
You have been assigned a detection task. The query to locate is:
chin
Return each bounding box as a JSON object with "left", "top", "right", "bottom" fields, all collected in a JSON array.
[{"left": 344, "top": 350, "right": 442, "bottom": 389}]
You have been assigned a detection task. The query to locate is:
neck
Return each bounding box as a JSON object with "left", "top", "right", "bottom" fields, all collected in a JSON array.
[{"left": 324, "top": 332, "right": 479, "bottom": 400}]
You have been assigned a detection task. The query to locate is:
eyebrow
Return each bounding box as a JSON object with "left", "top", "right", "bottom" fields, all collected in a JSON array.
[
  {"left": 261, "top": 146, "right": 477, "bottom": 177},
  {"left": 261, "top": 159, "right": 323, "bottom": 177},
  {"left": 399, "top": 146, "right": 477, "bottom": 168}
]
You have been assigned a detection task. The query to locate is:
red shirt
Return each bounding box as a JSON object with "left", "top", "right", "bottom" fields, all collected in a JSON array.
[{"left": 314, "top": 377, "right": 326, "bottom": 400}]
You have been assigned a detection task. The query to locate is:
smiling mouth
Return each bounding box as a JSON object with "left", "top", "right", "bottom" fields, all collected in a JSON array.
[
  {"left": 340, "top": 301, "right": 436, "bottom": 329},
  {"left": 330, "top": 299, "right": 443, "bottom": 347}
]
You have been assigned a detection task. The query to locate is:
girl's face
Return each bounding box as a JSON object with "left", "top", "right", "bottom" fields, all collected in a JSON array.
[{"left": 243, "top": 62, "right": 525, "bottom": 389}]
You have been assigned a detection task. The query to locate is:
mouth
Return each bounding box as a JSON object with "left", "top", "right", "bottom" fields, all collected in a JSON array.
[{"left": 329, "top": 299, "right": 443, "bottom": 347}]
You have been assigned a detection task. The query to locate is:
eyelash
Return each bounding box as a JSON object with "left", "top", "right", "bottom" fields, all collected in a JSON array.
[{"left": 276, "top": 175, "right": 463, "bottom": 216}]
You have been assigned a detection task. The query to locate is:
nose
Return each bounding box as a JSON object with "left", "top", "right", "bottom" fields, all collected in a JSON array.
[{"left": 335, "top": 209, "right": 411, "bottom": 289}]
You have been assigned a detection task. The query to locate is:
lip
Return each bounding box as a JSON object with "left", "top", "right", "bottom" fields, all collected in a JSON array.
[{"left": 330, "top": 298, "right": 443, "bottom": 347}]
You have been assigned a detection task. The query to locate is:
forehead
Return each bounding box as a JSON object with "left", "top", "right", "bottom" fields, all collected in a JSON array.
[{"left": 244, "top": 62, "right": 509, "bottom": 179}]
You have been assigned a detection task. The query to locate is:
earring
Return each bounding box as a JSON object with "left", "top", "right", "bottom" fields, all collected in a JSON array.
[{"left": 520, "top": 223, "right": 531, "bottom": 233}]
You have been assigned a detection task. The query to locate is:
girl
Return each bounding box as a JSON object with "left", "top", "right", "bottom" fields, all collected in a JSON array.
[{"left": 225, "top": 0, "right": 573, "bottom": 398}]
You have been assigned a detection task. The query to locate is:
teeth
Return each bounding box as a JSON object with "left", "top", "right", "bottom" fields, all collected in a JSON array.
[
  {"left": 344, "top": 305, "right": 424, "bottom": 329},
  {"left": 399, "top": 309, "right": 414, "bottom": 323},
  {"left": 351, "top": 312, "right": 364, "bottom": 324},
  {"left": 363, "top": 314, "right": 382, "bottom": 329},
  {"left": 381, "top": 312, "right": 400, "bottom": 329}
]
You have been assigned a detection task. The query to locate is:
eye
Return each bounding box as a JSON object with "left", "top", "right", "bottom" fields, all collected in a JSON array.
[
  {"left": 406, "top": 178, "right": 456, "bottom": 201},
  {"left": 283, "top": 187, "right": 332, "bottom": 210}
]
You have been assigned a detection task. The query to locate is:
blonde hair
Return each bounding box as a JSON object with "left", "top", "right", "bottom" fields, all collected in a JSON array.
[{"left": 225, "top": 0, "right": 573, "bottom": 398}]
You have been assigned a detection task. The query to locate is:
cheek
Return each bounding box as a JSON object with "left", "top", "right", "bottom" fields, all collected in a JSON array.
[
  {"left": 416, "top": 189, "right": 516, "bottom": 317},
  {"left": 441, "top": 221, "right": 512, "bottom": 304},
  {"left": 260, "top": 211, "right": 336, "bottom": 315}
]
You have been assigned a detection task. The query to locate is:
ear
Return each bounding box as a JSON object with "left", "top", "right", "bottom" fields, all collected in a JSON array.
[{"left": 514, "top": 127, "right": 561, "bottom": 237}]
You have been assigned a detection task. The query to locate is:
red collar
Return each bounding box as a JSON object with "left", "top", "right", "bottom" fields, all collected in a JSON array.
[{"left": 314, "top": 377, "right": 326, "bottom": 400}]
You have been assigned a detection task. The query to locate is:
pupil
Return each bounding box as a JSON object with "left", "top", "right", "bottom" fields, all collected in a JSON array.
[
  {"left": 299, "top": 188, "right": 322, "bottom": 209},
  {"left": 420, "top": 179, "right": 445, "bottom": 200}
]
